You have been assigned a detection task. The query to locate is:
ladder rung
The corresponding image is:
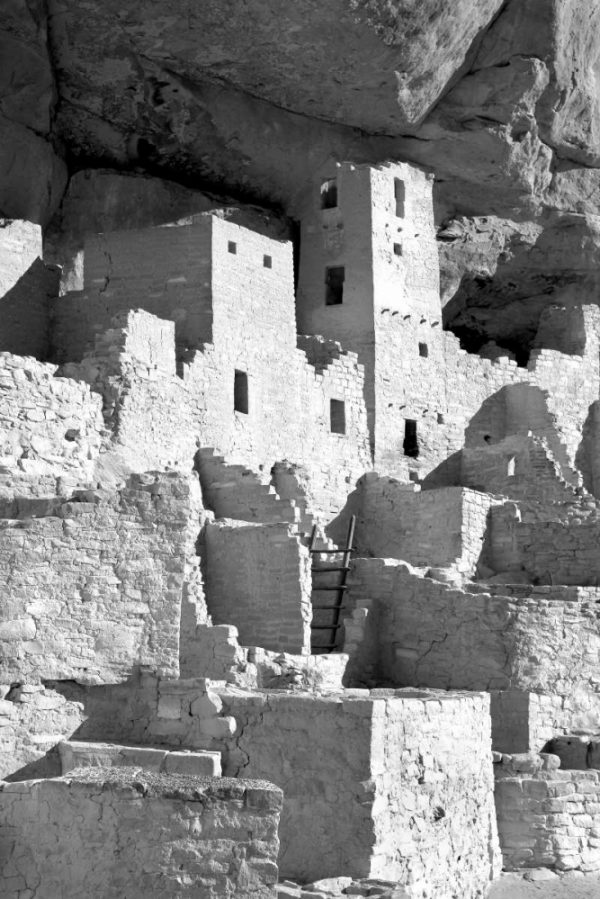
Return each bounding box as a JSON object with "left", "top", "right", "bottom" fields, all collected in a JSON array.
[
  {"left": 309, "top": 548, "right": 355, "bottom": 554},
  {"left": 312, "top": 585, "right": 349, "bottom": 591},
  {"left": 311, "top": 624, "right": 343, "bottom": 630},
  {"left": 311, "top": 566, "right": 349, "bottom": 572},
  {"left": 311, "top": 605, "right": 346, "bottom": 610}
]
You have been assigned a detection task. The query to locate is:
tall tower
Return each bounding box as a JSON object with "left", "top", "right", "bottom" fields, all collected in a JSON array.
[{"left": 296, "top": 160, "right": 440, "bottom": 470}]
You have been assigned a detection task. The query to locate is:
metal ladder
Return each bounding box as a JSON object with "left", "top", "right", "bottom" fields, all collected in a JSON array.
[{"left": 309, "top": 515, "right": 356, "bottom": 654}]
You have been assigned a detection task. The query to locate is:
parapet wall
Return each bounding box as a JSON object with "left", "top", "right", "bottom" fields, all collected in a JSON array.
[
  {"left": 503, "top": 514, "right": 600, "bottom": 585},
  {"left": 0, "top": 472, "right": 202, "bottom": 684},
  {"left": 347, "top": 560, "right": 600, "bottom": 703},
  {"left": 0, "top": 769, "right": 281, "bottom": 899},
  {"left": 329, "top": 476, "right": 492, "bottom": 575}
]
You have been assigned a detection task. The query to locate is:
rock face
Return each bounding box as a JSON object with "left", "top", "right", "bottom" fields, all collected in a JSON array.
[
  {"left": 47, "top": 0, "right": 505, "bottom": 137},
  {"left": 439, "top": 212, "right": 600, "bottom": 351},
  {"left": 0, "top": 1, "right": 66, "bottom": 223}
]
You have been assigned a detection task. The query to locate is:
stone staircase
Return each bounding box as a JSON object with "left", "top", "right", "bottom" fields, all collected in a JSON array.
[{"left": 196, "top": 448, "right": 299, "bottom": 525}]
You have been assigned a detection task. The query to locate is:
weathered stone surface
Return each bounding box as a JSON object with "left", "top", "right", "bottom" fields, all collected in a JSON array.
[
  {"left": 221, "top": 689, "right": 500, "bottom": 894},
  {"left": 0, "top": 472, "right": 201, "bottom": 683},
  {"left": 439, "top": 212, "right": 600, "bottom": 350},
  {"left": 47, "top": 0, "right": 504, "bottom": 138},
  {"left": 495, "top": 763, "right": 600, "bottom": 874},
  {"left": 0, "top": 684, "right": 85, "bottom": 781},
  {"left": 0, "top": 769, "right": 282, "bottom": 898},
  {"left": 0, "top": 2, "right": 66, "bottom": 223},
  {"left": 58, "top": 739, "right": 222, "bottom": 777}
]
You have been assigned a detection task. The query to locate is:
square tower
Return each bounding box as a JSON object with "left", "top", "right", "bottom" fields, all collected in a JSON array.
[{"left": 296, "top": 160, "right": 441, "bottom": 466}]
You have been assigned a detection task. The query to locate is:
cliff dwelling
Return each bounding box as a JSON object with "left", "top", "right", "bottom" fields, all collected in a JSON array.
[{"left": 4, "top": 2, "right": 600, "bottom": 898}]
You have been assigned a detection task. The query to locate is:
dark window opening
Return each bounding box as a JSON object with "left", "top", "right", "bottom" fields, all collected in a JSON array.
[
  {"left": 228, "top": 241, "right": 237, "bottom": 254},
  {"left": 263, "top": 254, "right": 272, "bottom": 268},
  {"left": 403, "top": 419, "right": 419, "bottom": 458},
  {"left": 330, "top": 399, "right": 346, "bottom": 434},
  {"left": 321, "top": 178, "right": 338, "bottom": 210},
  {"left": 234, "top": 370, "right": 248, "bottom": 414},
  {"left": 393, "top": 242, "right": 403, "bottom": 256},
  {"left": 325, "top": 266, "right": 345, "bottom": 305},
  {"left": 419, "top": 342, "right": 428, "bottom": 358},
  {"left": 437, "top": 413, "right": 445, "bottom": 425},
  {"left": 394, "top": 178, "right": 405, "bottom": 217}
]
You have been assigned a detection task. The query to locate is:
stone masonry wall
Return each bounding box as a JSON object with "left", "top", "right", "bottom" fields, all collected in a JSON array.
[
  {"left": 220, "top": 688, "right": 499, "bottom": 896},
  {"left": 347, "top": 560, "right": 600, "bottom": 703},
  {"left": 62, "top": 310, "right": 203, "bottom": 477},
  {"left": 51, "top": 216, "right": 214, "bottom": 363},
  {"left": 0, "top": 677, "right": 498, "bottom": 896},
  {"left": 495, "top": 758, "right": 600, "bottom": 874},
  {"left": 0, "top": 472, "right": 201, "bottom": 683},
  {"left": 58, "top": 213, "right": 372, "bottom": 523},
  {"left": 0, "top": 769, "right": 281, "bottom": 899},
  {"left": 0, "top": 684, "right": 86, "bottom": 781},
  {"left": 460, "top": 436, "right": 579, "bottom": 506},
  {"left": 0, "top": 352, "right": 104, "bottom": 501},
  {"left": 203, "top": 521, "right": 312, "bottom": 654},
  {"left": 188, "top": 215, "right": 371, "bottom": 521},
  {"left": 329, "top": 475, "right": 492, "bottom": 576},
  {"left": 508, "top": 515, "right": 600, "bottom": 585}
]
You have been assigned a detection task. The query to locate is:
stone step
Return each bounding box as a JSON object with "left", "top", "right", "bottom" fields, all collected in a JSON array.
[{"left": 59, "top": 740, "right": 222, "bottom": 777}]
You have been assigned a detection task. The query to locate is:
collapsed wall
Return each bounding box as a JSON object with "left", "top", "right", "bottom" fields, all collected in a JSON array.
[{"left": 0, "top": 353, "right": 104, "bottom": 500}]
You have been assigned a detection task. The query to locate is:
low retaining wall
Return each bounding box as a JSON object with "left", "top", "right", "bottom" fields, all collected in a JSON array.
[
  {"left": 495, "top": 753, "right": 600, "bottom": 874},
  {"left": 0, "top": 769, "right": 282, "bottom": 898}
]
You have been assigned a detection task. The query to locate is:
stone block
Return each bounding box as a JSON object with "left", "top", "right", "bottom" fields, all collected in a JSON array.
[{"left": 162, "top": 750, "right": 222, "bottom": 777}]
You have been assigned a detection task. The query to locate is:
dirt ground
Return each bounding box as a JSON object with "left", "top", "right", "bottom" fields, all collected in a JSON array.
[{"left": 489, "top": 872, "right": 600, "bottom": 898}]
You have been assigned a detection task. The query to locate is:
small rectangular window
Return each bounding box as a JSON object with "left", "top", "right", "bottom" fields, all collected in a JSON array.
[
  {"left": 325, "top": 266, "right": 345, "bottom": 305},
  {"left": 330, "top": 399, "right": 346, "bottom": 434},
  {"left": 228, "top": 241, "right": 237, "bottom": 254},
  {"left": 437, "top": 413, "right": 445, "bottom": 425},
  {"left": 393, "top": 242, "right": 402, "bottom": 256},
  {"left": 263, "top": 254, "right": 272, "bottom": 268},
  {"left": 419, "top": 342, "right": 428, "bottom": 358},
  {"left": 403, "top": 419, "right": 419, "bottom": 458},
  {"left": 321, "top": 178, "right": 338, "bottom": 210},
  {"left": 234, "top": 370, "right": 248, "bottom": 414},
  {"left": 394, "top": 179, "right": 405, "bottom": 218}
]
